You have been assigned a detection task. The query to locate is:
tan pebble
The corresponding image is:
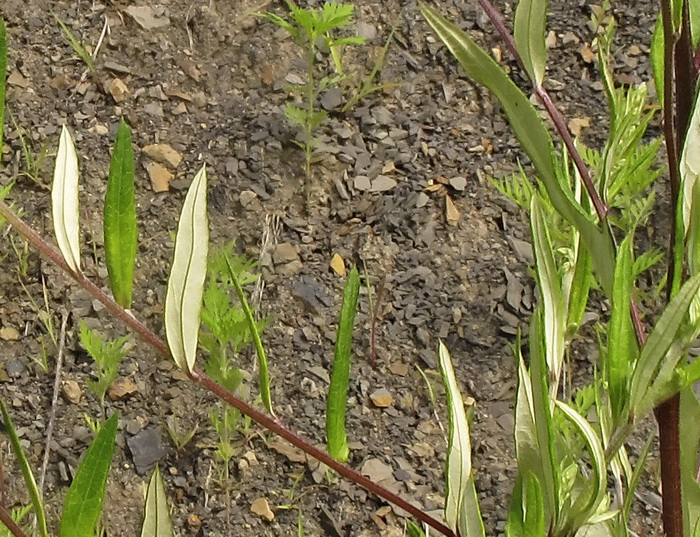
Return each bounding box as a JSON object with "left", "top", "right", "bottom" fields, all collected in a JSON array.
[
  {"left": 146, "top": 162, "right": 173, "bottom": 192},
  {"left": 0, "top": 327, "right": 20, "bottom": 341},
  {"left": 62, "top": 380, "right": 82, "bottom": 404},
  {"left": 107, "top": 78, "right": 130, "bottom": 103},
  {"left": 108, "top": 377, "right": 138, "bottom": 400},
  {"left": 142, "top": 144, "right": 182, "bottom": 169},
  {"left": 251, "top": 497, "right": 275, "bottom": 521},
  {"left": 370, "top": 388, "right": 394, "bottom": 408}
]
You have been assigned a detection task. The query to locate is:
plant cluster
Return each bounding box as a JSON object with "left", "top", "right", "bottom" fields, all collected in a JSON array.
[{"left": 1, "top": 1, "right": 700, "bottom": 537}]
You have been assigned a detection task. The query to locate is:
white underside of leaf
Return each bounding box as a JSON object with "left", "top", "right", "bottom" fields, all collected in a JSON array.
[
  {"left": 52, "top": 125, "right": 81, "bottom": 272},
  {"left": 165, "top": 165, "right": 208, "bottom": 373},
  {"left": 439, "top": 341, "right": 484, "bottom": 537},
  {"left": 140, "top": 466, "right": 175, "bottom": 537}
]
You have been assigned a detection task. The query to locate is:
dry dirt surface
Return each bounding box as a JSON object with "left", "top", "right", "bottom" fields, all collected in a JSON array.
[{"left": 0, "top": 1, "right": 662, "bottom": 536}]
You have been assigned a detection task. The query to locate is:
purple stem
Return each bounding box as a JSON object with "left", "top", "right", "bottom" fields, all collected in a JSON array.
[
  {"left": 475, "top": 0, "right": 608, "bottom": 219},
  {"left": 0, "top": 199, "right": 455, "bottom": 537},
  {"left": 0, "top": 505, "right": 27, "bottom": 537}
]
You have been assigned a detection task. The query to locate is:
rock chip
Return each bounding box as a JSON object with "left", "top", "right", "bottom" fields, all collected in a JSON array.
[
  {"left": 127, "top": 428, "right": 165, "bottom": 474},
  {"left": 142, "top": 144, "right": 182, "bottom": 169},
  {"left": 370, "top": 388, "right": 394, "bottom": 408},
  {"left": 250, "top": 497, "right": 275, "bottom": 521},
  {"left": 273, "top": 242, "right": 300, "bottom": 264},
  {"left": 62, "top": 380, "right": 82, "bottom": 404},
  {"left": 146, "top": 162, "right": 172, "bottom": 192}
]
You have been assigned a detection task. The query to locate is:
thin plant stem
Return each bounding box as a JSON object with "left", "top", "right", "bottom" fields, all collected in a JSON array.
[
  {"left": 0, "top": 505, "right": 27, "bottom": 537},
  {"left": 0, "top": 199, "right": 455, "bottom": 537},
  {"left": 39, "top": 310, "right": 68, "bottom": 497},
  {"left": 475, "top": 0, "right": 608, "bottom": 219}
]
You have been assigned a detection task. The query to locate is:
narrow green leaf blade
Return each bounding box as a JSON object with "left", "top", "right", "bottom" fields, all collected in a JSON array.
[
  {"left": 0, "top": 399, "right": 48, "bottom": 537},
  {"left": 226, "top": 255, "right": 274, "bottom": 415},
  {"left": 439, "top": 341, "right": 485, "bottom": 537},
  {"left": 165, "top": 165, "right": 209, "bottom": 373},
  {"left": 59, "top": 413, "right": 118, "bottom": 537},
  {"left": 607, "top": 234, "right": 635, "bottom": 421},
  {"left": 514, "top": 0, "right": 548, "bottom": 85},
  {"left": 530, "top": 195, "right": 565, "bottom": 393},
  {"left": 140, "top": 466, "right": 175, "bottom": 537},
  {"left": 0, "top": 19, "right": 6, "bottom": 160},
  {"left": 419, "top": 2, "right": 616, "bottom": 295},
  {"left": 52, "top": 125, "right": 81, "bottom": 272},
  {"left": 629, "top": 272, "right": 700, "bottom": 413},
  {"left": 326, "top": 266, "right": 360, "bottom": 463},
  {"left": 104, "top": 119, "right": 137, "bottom": 308},
  {"left": 680, "top": 388, "right": 700, "bottom": 537}
]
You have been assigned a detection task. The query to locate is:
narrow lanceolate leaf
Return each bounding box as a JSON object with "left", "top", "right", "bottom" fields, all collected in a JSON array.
[
  {"left": 554, "top": 401, "right": 607, "bottom": 525},
  {"left": 0, "top": 399, "right": 49, "bottom": 537},
  {"left": 226, "top": 255, "right": 274, "bottom": 415},
  {"left": 165, "top": 165, "right": 209, "bottom": 373},
  {"left": 629, "top": 272, "right": 700, "bottom": 415},
  {"left": 680, "top": 83, "right": 700, "bottom": 234},
  {"left": 140, "top": 466, "right": 175, "bottom": 537},
  {"left": 326, "top": 266, "right": 360, "bottom": 463},
  {"left": 530, "top": 195, "right": 565, "bottom": 394},
  {"left": 52, "top": 125, "right": 81, "bottom": 272},
  {"left": 513, "top": 0, "right": 548, "bottom": 86},
  {"left": 59, "top": 413, "right": 118, "bottom": 537},
  {"left": 607, "top": 234, "right": 635, "bottom": 422},
  {"left": 419, "top": 2, "right": 616, "bottom": 296},
  {"left": 0, "top": 19, "right": 7, "bottom": 158},
  {"left": 104, "top": 119, "right": 137, "bottom": 308},
  {"left": 439, "top": 341, "right": 485, "bottom": 537},
  {"left": 680, "top": 388, "right": 700, "bottom": 537}
]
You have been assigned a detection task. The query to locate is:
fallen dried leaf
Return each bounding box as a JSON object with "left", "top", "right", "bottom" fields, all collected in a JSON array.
[
  {"left": 568, "top": 116, "right": 591, "bottom": 136},
  {"left": 108, "top": 376, "right": 139, "bottom": 400},
  {"left": 580, "top": 43, "right": 595, "bottom": 63}
]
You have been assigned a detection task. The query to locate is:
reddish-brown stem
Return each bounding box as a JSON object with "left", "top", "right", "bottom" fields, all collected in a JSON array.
[
  {"left": 0, "top": 199, "right": 455, "bottom": 537},
  {"left": 475, "top": 0, "right": 608, "bottom": 220},
  {"left": 0, "top": 505, "right": 27, "bottom": 537},
  {"left": 189, "top": 370, "right": 454, "bottom": 537}
]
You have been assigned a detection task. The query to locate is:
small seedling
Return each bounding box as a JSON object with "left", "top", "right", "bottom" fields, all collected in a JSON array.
[
  {"left": 259, "top": 2, "right": 365, "bottom": 205},
  {"left": 19, "top": 277, "right": 56, "bottom": 373},
  {"left": 165, "top": 414, "right": 198, "bottom": 453},
  {"left": 10, "top": 113, "right": 53, "bottom": 189},
  {"left": 55, "top": 16, "right": 97, "bottom": 79},
  {"left": 78, "top": 322, "right": 130, "bottom": 411}
]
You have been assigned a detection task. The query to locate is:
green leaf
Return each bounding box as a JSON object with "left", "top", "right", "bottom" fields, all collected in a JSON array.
[
  {"left": 104, "top": 119, "right": 137, "bottom": 308},
  {"left": 629, "top": 272, "right": 700, "bottom": 415},
  {"left": 326, "top": 266, "right": 360, "bottom": 463},
  {"left": 0, "top": 19, "right": 6, "bottom": 160},
  {"left": 514, "top": 0, "right": 548, "bottom": 86},
  {"left": 419, "top": 2, "right": 616, "bottom": 296},
  {"left": 140, "top": 466, "right": 175, "bottom": 537},
  {"left": 606, "top": 234, "right": 635, "bottom": 421},
  {"left": 225, "top": 254, "right": 273, "bottom": 415},
  {"left": 165, "top": 165, "right": 209, "bottom": 373},
  {"left": 0, "top": 399, "right": 48, "bottom": 537},
  {"left": 679, "top": 388, "right": 700, "bottom": 537},
  {"left": 405, "top": 520, "right": 427, "bottom": 537},
  {"left": 565, "top": 234, "right": 591, "bottom": 335},
  {"left": 59, "top": 413, "right": 118, "bottom": 537},
  {"left": 530, "top": 195, "right": 565, "bottom": 393},
  {"left": 52, "top": 125, "right": 81, "bottom": 272},
  {"left": 439, "top": 341, "right": 485, "bottom": 537}
]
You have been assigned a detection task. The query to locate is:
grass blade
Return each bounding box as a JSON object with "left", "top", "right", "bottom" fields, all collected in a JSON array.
[
  {"left": 104, "top": 119, "right": 137, "bottom": 308},
  {"left": 140, "top": 466, "right": 174, "bottom": 537},
  {"left": 439, "top": 341, "right": 485, "bottom": 537},
  {"left": 225, "top": 255, "right": 274, "bottom": 415},
  {"left": 0, "top": 19, "right": 6, "bottom": 160},
  {"left": 419, "top": 2, "right": 616, "bottom": 296},
  {"left": 164, "top": 165, "right": 209, "bottom": 373},
  {"left": 52, "top": 125, "right": 81, "bottom": 272},
  {"left": 514, "top": 0, "right": 548, "bottom": 85},
  {"left": 326, "top": 265, "right": 360, "bottom": 463},
  {"left": 59, "top": 413, "right": 118, "bottom": 537},
  {"left": 0, "top": 399, "right": 48, "bottom": 537}
]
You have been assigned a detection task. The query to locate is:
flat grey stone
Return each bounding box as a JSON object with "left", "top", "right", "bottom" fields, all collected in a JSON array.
[{"left": 127, "top": 428, "right": 164, "bottom": 474}]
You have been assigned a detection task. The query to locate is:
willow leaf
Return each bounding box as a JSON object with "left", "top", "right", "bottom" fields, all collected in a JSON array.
[{"left": 52, "top": 125, "right": 81, "bottom": 272}]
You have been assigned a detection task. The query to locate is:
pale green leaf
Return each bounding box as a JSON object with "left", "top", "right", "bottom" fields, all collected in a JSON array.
[
  {"left": 680, "top": 83, "right": 700, "bottom": 235},
  {"left": 140, "top": 466, "right": 175, "bottom": 537},
  {"left": 419, "top": 2, "right": 615, "bottom": 296},
  {"left": 165, "top": 165, "right": 209, "bottom": 373},
  {"left": 530, "top": 195, "right": 565, "bottom": 394},
  {"left": 52, "top": 125, "right": 81, "bottom": 272},
  {"left": 439, "top": 341, "right": 484, "bottom": 537},
  {"left": 629, "top": 272, "right": 700, "bottom": 414},
  {"left": 514, "top": 0, "right": 548, "bottom": 86},
  {"left": 680, "top": 388, "right": 700, "bottom": 537}
]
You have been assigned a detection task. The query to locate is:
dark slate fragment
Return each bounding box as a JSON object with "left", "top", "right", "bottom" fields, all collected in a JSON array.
[{"left": 127, "top": 428, "right": 165, "bottom": 474}]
